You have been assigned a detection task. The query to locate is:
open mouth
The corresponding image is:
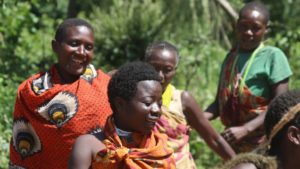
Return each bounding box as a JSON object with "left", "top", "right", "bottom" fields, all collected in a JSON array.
[
  {"left": 72, "top": 60, "right": 83, "bottom": 66},
  {"left": 71, "top": 55, "right": 86, "bottom": 65},
  {"left": 145, "top": 116, "right": 160, "bottom": 127}
]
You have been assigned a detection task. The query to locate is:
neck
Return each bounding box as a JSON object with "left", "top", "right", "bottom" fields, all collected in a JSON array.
[
  {"left": 56, "top": 64, "right": 79, "bottom": 84},
  {"left": 278, "top": 143, "right": 300, "bottom": 169},
  {"left": 113, "top": 114, "right": 133, "bottom": 133},
  {"left": 238, "top": 43, "right": 262, "bottom": 53}
]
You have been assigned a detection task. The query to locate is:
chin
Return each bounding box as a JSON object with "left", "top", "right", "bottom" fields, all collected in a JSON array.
[{"left": 143, "top": 126, "right": 155, "bottom": 135}]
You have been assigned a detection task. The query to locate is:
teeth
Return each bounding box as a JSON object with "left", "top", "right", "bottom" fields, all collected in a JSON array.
[
  {"left": 147, "top": 118, "right": 158, "bottom": 123},
  {"left": 72, "top": 60, "right": 83, "bottom": 64}
]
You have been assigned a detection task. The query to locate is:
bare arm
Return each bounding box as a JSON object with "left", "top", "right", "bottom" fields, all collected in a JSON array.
[
  {"left": 204, "top": 99, "right": 220, "bottom": 120},
  {"left": 222, "top": 78, "right": 289, "bottom": 143},
  {"left": 181, "top": 91, "right": 235, "bottom": 160},
  {"left": 204, "top": 87, "right": 220, "bottom": 120},
  {"left": 69, "top": 135, "right": 106, "bottom": 169}
]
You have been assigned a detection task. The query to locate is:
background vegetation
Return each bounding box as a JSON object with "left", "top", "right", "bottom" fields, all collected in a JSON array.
[{"left": 1, "top": 0, "right": 300, "bottom": 168}]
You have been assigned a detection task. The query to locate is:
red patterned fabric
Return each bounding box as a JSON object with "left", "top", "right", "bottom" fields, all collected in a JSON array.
[
  {"left": 218, "top": 50, "right": 268, "bottom": 152},
  {"left": 9, "top": 65, "right": 112, "bottom": 169}
]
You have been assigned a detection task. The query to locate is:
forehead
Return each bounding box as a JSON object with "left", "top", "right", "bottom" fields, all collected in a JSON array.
[
  {"left": 134, "top": 80, "right": 162, "bottom": 98},
  {"left": 62, "top": 26, "right": 94, "bottom": 40},
  {"left": 147, "top": 48, "right": 177, "bottom": 65},
  {"left": 239, "top": 9, "right": 267, "bottom": 25}
]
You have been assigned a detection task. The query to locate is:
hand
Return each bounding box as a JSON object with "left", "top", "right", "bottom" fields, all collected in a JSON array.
[{"left": 221, "top": 126, "right": 249, "bottom": 144}]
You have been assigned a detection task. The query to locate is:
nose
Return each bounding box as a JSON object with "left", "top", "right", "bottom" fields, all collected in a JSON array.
[
  {"left": 245, "top": 29, "right": 253, "bottom": 36},
  {"left": 76, "top": 45, "right": 86, "bottom": 56},
  {"left": 150, "top": 103, "right": 162, "bottom": 117}
]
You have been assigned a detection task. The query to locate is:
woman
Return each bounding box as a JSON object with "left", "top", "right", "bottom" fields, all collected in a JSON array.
[
  {"left": 219, "top": 90, "right": 300, "bottom": 169},
  {"left": 205, "top": 1, "right": 292, "bottom": 153},
  {"left": 69, "top": 62, "right": 175, "bottom": 169},
  {"left": 263, "top": 90, "right": 300, "bottom": 169},
  {"left": 9, "top": 18, "right": 112, "bottom": 169},
  {"left": 144, "top": 41, "right": 235, "bottom": 168}
]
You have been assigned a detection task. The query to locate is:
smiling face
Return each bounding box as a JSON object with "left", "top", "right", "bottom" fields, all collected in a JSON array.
[
  {"left": 146, "top": 49, "right": 177, "bottom": 92},
  {"left": 236, "top": 9, "right": 267, "bottom": 52},
  {"left": 52, "top": 25, "right": 94, "bottom": 81},
  {"left": 122, "top": 80, "right": 162, "bottom": 134}
]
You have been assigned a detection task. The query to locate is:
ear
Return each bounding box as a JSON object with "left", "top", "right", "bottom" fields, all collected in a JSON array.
[
  {"left": 113, "top": 97, "right": 127, "bottom": 114},
  {"left": 52, "top": 39, "right": 59, "bottom": 54},
  {"left": 287, "top": 126, "right": 300, "bottom": 145},
  {"left": 265, "top": 26, "right": 270, "bottom": 34}
]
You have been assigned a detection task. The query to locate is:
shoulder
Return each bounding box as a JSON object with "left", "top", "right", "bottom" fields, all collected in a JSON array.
[
  {"left": 70, "top": 134, "right": 106, "bottom": 169},
  {"left": 75, "top": 134, "right": 105, "bottom": 147},
  {"left": 17, "top": 71, "right": 46, "bottom": 93},
  {"left": 180, "top": 90, "right": 198, "bottom": 109},
  {"left": 97, "top": 69, "right": 111, "bottom": 78},
  {"left": 73, "top": 134, "right": 106, "bottom": 156},
  {"left": 259, "top": 46, "right": 286, "bottom": 58},
  {"left": 96, "top": 69, "right": 111, "bottom": 83},
  {"left": 180, "top": 91, "right": 193, "bottom": 101}
]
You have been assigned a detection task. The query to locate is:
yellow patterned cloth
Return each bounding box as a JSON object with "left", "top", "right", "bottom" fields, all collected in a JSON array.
[{"left": 156, "top": 84, "right": 197, "bottom": 169}]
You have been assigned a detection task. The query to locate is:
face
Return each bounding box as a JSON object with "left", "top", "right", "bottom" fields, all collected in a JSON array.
[
  {"left": 146, "top": 49, "right": 177, "bottom": 92},
  {"left": 52, "top": 25, "right": 94, "bottom": 79},
  {"left": 236, "top": 9, "right": 267, "bottom": 52},
  {"left": 123, "top": 80, "right": 162, "bottom": 134}
]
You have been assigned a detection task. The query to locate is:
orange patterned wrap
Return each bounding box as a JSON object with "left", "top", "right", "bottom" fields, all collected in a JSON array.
[
  {"left": 92, "top": 116, "right": 176, "bottom": 169},
  {"left": 9, "top": 64, "right": 112, "bottom": 169}
]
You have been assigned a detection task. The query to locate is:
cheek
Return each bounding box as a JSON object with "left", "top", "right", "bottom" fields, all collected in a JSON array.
[
  {"left": 86, "top": 52, "right": 94, "bottom": 62},
  {"left": 166, "top": 72, "right": 176, "bottom": 82}
]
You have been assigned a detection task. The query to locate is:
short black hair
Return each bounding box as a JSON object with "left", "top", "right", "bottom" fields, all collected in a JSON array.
[
  {"left": 264, "top": 90, "right": 300, "bottom": 155},
  {"left": 144, "top": 41, "right": 180, "bottom": 66},
  {"left": 54, "top": 18, "right": 94, "bottom": 42},
  {"left": 239, "top": 1, "right": 270, "bottom": 25},
  {"left": 108, "top": 61, "right": 161, "bottom": 112}
]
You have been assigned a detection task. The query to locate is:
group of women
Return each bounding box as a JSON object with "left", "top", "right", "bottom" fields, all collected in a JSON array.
[{"left": 9, "top": 1, "right": 299, "bottom": 169}]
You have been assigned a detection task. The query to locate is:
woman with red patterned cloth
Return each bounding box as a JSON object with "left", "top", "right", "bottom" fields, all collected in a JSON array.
[
  {"left": 9, "top": 18, "right": 112, "bottom": 169},
  {"left": 205, "top": 2, "right": 292, "bottom": 153}
]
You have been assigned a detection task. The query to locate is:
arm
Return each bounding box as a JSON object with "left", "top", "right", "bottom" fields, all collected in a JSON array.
[
  {"left": 204, "top": 85, "right": 221, "bottom": 120},
  {"left": 204, "top": 99, "right": 220, "bottom": 120},
  {"left": 181, "top": 91, "right": 235, "bottom": 160},
  {"left": 69, "top": 134, "right": 106, "bottom": 169},
  {"left": 222, "top": 78, "right": 289, "bottom": 143}
]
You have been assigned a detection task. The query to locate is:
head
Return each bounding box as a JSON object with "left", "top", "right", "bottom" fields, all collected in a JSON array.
[
  {"left": 144, "top": 41, "right": 179, "bottom": 92},
  {"left": 265, "top": 90, "right": 300, "bottom": 157},
  {"left": 219, "top": 153, "right": 277, "bottom": 169},
  {"left": 52, "top": 18, "right": 95, "bottom": 81},
  {"left": 108, "top": 61, "right": 162, "bottom": 134},
  {"left": 236, "top": 1, "right": 269, "bottom": 52}
]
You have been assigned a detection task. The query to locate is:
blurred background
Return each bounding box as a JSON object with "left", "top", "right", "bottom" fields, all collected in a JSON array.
[{"left": 1, "top": 0, "right": 300, "bottom": 168}]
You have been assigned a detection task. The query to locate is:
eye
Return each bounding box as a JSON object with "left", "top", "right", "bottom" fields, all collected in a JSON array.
[
  {"left": 85, "top": 44, "right": 94, "bottom": 51},
  {"left": 163, "top": 67, "right": 175, "bottom": 74},
  {"left": 252, "top": 26, "right": 261, "bottom": 32},
  {"left": 69, "top": 40, "right": 79, "bottom": 47},
  {"left": 144, "top": 102, "right": 152, "bottom": 106}
]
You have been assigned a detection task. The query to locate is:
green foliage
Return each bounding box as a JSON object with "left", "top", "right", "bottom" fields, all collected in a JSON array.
[{"left": 87, "top": 0, "right": 168, "bottom": 69}]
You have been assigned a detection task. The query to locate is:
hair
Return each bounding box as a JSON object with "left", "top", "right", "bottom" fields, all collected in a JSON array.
[
  {"left": 144, "top": 41, "right": 180, "bottom": 66},
  {"left": 264, "top": 90, "right": 300, "bottom": 155},
  {"left": 216, "top": 153, "right": 277, "bottom": 169},
  {"left": 239, "top": 1, "right": 270, "bottom": 25},
  {"left": 108, "top": 61, "right": 161, "bottom": 113},
  {"left": 54, "top": 18, "right": 94, "bottom": 42}
]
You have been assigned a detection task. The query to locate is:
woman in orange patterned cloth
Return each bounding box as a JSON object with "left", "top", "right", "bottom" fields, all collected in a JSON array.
[
  {"left": 9, "top": 18, "right": 112, "bottom": 169},
  {"left": 69, "top": 62, "right": 175, "bottom": 169}
]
